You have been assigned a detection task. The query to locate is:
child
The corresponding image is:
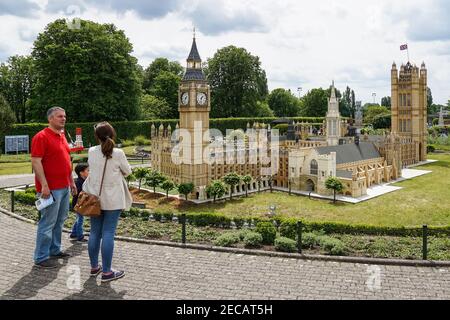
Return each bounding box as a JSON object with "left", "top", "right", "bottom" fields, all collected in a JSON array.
[{"left": 70, "top": 163, "right": 89, "bottom": 242}]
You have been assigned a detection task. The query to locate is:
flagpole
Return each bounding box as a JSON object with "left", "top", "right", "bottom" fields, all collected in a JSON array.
[{"left": 407, "top": 43, "right": 410, "bottom": 62}]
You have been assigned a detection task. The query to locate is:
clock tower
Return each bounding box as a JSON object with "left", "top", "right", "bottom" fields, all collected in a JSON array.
[{"left": 178, "top": 35, "right": 211, "bottom": 195}]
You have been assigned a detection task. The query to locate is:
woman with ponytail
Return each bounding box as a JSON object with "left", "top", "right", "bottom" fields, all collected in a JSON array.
[{"left": 82, "top": 121, "right": 132, "bottom": 282}]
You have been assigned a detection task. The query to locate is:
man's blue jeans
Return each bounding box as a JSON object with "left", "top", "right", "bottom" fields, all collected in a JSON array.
[
  {"left": 34, "top": 187, "right": 70, "bottom": 264},
  {"left": 88, "top": 210, "right": 121, "bottom": 273},
  {"left": 70, "top": 213, "right": 85, "bottom": 240}
]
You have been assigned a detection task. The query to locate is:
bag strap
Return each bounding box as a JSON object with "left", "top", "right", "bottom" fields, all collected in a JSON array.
[{"left": 98, "top": 157, "right": 108, "bottom": 197}]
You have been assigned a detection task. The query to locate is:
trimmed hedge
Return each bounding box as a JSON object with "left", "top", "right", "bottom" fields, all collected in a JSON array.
[
  {"left": 105, "top": 209, "right": 450, "bottom": 237},
  {"left": 4, "top": 116, "right": 325, "bottom": 151},
  {"left": 14, "top": 191, "right": 36, "bottom": 205}
]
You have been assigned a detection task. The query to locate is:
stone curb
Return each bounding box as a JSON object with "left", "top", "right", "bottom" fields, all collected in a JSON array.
[{"left": 1, "top": 207, "right": 450, "bottom": 268}]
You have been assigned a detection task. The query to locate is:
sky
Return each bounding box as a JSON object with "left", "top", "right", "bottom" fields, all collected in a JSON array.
[{"left": 0, "top": 0, "right": 449, "bottom": 105}]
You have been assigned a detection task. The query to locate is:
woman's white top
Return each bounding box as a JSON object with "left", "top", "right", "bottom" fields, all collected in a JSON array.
[{"left": 83, "top": 146, "right": 132, "bottom": 211}]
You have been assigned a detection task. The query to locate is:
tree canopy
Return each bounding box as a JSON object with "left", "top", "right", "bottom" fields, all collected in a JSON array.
[
  {"left": 204, "top": 46, "right": 268, "bottom": 118},
  {"left": 268, "top": 88, "right": 300, "bottom": 117},
  {"left": 29, "top": 19, "right": 141, "bottom": 122}
]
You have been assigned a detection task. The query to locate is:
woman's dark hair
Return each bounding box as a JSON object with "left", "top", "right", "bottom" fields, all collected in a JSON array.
[{"left": 94, "top": 122, "right": 116, "bottom": 158}]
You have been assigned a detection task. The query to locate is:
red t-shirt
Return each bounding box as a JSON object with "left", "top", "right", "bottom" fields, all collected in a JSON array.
[{"left": 31, "top": 127, "right": 72, "bottom": 193}]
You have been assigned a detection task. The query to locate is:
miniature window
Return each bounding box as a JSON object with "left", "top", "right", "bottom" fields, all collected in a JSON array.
[{"left": 310, "top": 160, "right": 318, "bottom": 175}]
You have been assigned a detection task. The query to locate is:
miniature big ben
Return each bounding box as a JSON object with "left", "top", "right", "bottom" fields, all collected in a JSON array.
[
  {"left": 178, "top": 34, "right": 211, "bottom": 196},
  {"left": 391, "top": 61, "right": 427, "bottom": 164}
]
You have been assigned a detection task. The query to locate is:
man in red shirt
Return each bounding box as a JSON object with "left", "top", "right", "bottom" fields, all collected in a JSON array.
[{"left": 32, "top": 107, "right": 77, "bottom": 268}]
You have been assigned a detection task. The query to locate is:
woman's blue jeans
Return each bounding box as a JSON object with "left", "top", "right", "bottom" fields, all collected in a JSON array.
[{"left": 88, "top": 210, "right": 121, "bottom": 273}]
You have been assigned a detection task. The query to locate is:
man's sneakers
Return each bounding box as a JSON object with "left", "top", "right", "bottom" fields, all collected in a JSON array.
[
  {"left": 101, "top": 270, "right": 125, "bottom": 283},
  {"left": 34, "top": 259, "right": 58, "bottom": 269}
]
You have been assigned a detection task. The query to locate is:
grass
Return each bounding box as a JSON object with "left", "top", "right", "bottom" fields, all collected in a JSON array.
[
  {"left": 0, "top": 162, "right": 32, "bottom": 175},
  {"left": 135, "top": 153, "right": 450, "bottom": 228}
]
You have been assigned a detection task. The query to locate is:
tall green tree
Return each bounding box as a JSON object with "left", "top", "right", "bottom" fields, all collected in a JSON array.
[
  {"left": 0, "top": 94, "right": 16, "bottom": 151},
  {"left": 204, "top": 46, "right": 268, "bottom": 118},
  {"left": 139, "top": 94, "right": 171, "bottom": 119},
  {"left": 381, "top": 96, "right": 391, "bottom": 109},
  {"left": 300, "top": 88, "right": 328, "bottom": 117},
  {"left": 0, "top": 56, "right": 34, "bottom": 123},
  {"left": 364, "top": 105, "right": 390, "bottom": 125},
  {"left": 427, "top": 87, "right": 433, "bottom": 110},
  {"left": 149, "top": 71, "right": 181, "bottom": 119},
  {"left": 340, "top": 86, "right": 355, "bottom": 117},
  {"left": 268, "top": 88, "right": 300, "bottom": 117},
  {"left": 29, "top": 19, "right": 141, "bottom": 122},
  {"left": 142, "top": 58, "right": 183, "bottom": 93}
]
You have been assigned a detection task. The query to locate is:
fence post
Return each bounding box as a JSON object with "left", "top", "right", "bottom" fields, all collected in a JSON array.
[
  {"left": 181, "top": 213, "right": 186, "bottom": 244},
  {"left": 297, "top": 221, "right": 302, "bottom": 254},
  {"left": 422, "top": 225, "right": 428, "bottom": 260},
  {"left": 10, "top": 190, "right": 14, "bottom": 213}
]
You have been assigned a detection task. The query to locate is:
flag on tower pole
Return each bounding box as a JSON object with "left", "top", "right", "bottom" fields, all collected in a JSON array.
[{"left": 400, "top": 43, "right": 410, "bottom": 62}]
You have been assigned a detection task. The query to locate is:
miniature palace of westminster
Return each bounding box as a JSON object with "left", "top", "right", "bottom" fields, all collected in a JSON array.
[{"left": 151, "top": 36, "right": 428, "bottom": 200}]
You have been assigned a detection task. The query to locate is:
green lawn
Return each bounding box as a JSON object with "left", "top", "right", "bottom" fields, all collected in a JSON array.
[{"left": 149, "top": 153, "right": 450, "bottom": 228}]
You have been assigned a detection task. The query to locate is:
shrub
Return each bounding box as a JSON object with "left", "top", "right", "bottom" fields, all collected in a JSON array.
[
  {"left": 233, "top": 217, "right": 246, "bottom": 229},
  {"left": 302, "top": 232, "right": 319, "bottom": 248},
  {"left": 274, "top": 237, "right": 297, "bottom": 252},
  {"left": 318, "top": 236, "right": 346, "bottom": 256},
  {"left": 427, "top": 145, "right": 436, "bottom": 153},
  {"left": 134, "top": 135, "right": 151, "bottom": 146},
  {"left": 140, "top": 211, "right": 151, "bottom": 220},
  {"left": 14, "top": 192, "right": 36, "bottom": 205},
  {"left": 162, "top": 212, "right": 174, "bottom": 222},
  {"left": 213, "top": 232, "right": 240, "bottom": 247},
  {"left": 185, "top": 213, "right": 232, "bottom": 228},
  {"left": 243, "top": 232, "right": 263, "bottom": 248},
  {"left": 120, "top": 139, "right": 135, "bottom": 147},
  {"left": 255, "top": 221, "right": 277, "bottom": 245},
  {"left": 153, "top": 212, "right": 162, "bottom": 221},
  {"left": 279, "top": 219, "right": 297, "bottom": 240},
  {"left": 25, "top": 187, "right": 36, "bottom": 194}
]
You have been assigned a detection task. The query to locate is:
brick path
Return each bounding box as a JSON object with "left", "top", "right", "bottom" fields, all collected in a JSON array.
[{"left": 0, "top": 212, "right": 449, "bottom": 300}]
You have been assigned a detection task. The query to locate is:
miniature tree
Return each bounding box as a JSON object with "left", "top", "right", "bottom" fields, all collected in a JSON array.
[
  {"left": 222, "top": 172, "right": 241, "bottom": 200},
  {"left": 145, "top": 169, "right": 166, "bottom": 193},
  {"left": 325, "top": 177, "right": 344, "bottom": 204},
  {"left": 161, "top": 180, "right": 175, "bottom": 198},
  {"left": 133, "top": 167, "right": 149, "bottom": 191},
  {"left": 178, "top": 182, "right": 194, "bottom": 201},
  {"left": 242, "top": 175, "right": 252, "bottom": 197},
  {"left": 206, "top": 180, "right": 226, "bottom": 203}
]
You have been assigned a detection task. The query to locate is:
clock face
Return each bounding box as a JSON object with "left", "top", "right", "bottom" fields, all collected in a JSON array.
[
  {"left": 197, "top": 92, "right": 207, "bottom": 105},
  {"left": 181, "top": 92, "right": 189, "bottom": 105}
]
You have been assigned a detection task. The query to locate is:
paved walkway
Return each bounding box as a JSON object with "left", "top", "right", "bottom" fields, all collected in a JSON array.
[
  {"left": 0, "top": 212, "right": 449, "bottom": 300},
  {"left": 0, "top": 174, "right": 34, "bottom": 189}
]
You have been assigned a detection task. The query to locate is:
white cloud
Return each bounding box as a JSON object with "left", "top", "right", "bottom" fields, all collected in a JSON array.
[{"left": 0, "top": 0, "right": 448, "bottom": 104}]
